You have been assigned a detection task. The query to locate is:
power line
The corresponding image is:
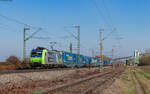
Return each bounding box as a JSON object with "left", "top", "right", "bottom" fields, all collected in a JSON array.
[
  {"left": 32, "top": 37, "right": 51, "bottom": 40},
  {"left": 90, "top": 0, "right": 119, "bottom": 41},
  {"left": 101, "top": 0, "right": 123, "bottom": 57},
  {"left": 0, "top": 22, "right": 10, "bottom": 27},
  {"left": 101, "top": 0, "right": 115, "bottom": 29},
  {"left": 90, "top": 0, "right": 113, "bottom": 30},
  {"left": 103, "top": 28, "right": 116, "bottom": 40},
  {"left": 0, "top": 23, "right": 21, "bottom": 33},
  {"left": 64, "top": 26, "right": 78, "bottom": 40},
  {"left": 30, "top": 29, "right": 76, "bottom": 52},
  {"left": 91, "top": 0, "right": 123, "bottom": 59},
  {"left": 101, "top": 0, "right": 122, "bottom": 42},
  {"left": 0, "top": 13, "right": 37, "bottom": 29},
  {"left": 41, "top": 30, "right": 69, "bottom": 40}
]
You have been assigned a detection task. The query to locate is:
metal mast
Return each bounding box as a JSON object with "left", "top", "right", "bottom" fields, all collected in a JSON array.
[
  {"left": 70, "top": 43, "right": 72, "bottom": 53},
  {"left": 75, "top": 25, "right": 80, "bottom": 55},
  {"left": 23, "top": 28, "right": 30, "bottom": 63},
  {"left": 99, "top": 29, "right": 104, "bottom": 71},
  {"left": 112, "top": 48, "right": 115, "bottom": 70}
]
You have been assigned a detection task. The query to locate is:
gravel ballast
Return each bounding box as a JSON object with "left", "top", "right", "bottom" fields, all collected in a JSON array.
[{"left": 0, "top": 67, "right": 111, "bottom": 94}]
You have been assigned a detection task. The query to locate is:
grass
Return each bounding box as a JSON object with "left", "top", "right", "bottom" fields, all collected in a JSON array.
[
  {"left": 103, "top": 67, "right": 150, "bottom": 94},
  {"left": 137, "top": 69, "right": 150, "bottom": 79},
  {"left": 121, "top": 75, "right": 130, "bottom": 81},
  {"left": 134, "top": 70, "right": 150, "bottom": 94},
  {"left": 119, "top": 68, "right": 136, "bottom": 94},
  {"left": 31, "top": 90, "right": 43, "bottom": 94},
  {"left": 134, "top": 68, "right": 150, "bottom": 94}
]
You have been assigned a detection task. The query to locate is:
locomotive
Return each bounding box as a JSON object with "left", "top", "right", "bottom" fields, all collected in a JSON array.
[{"left": 29, "top": 47, "right": 111, "bottom": 68}]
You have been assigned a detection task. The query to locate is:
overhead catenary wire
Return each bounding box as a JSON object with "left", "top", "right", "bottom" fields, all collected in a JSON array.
[
  {"left": 102, "top": 0, "right": 123, "bottom": 57},
  {"left": 0, "top": 13, "right": 88, "bottom": 58},
  {"left": 0, "top": 5, "right": 121, "bottom": 58},
  {"left": 101, "top": 0, "right": 123, "bottom": 46},
  {"left": 101, "top": 0, "right": 114, "bottom": 29},
  {"left": 0, "top": 23, "right": 21, "bottom": 33},
  {"left": 64, "top": 26, "right": 78, "bottom": 40},
  {"left": 0, "top": 13, "right": 38, "bottom": 29},
  {"left": 90, "top": 0, "right": 124, "bottom": 59},
  {"left": 30, "top": 29, "right": 74, "bottom": 50},
  {"left": 41, "top": 30, "right": 71, "bottom": 40},
  {"left": 103, "top": 28, "right": 116, "bottom": 40},
  {"left": 32, "top": 36, "right": 48, "bottom": 41},
  {"left": 90, "top": 0, "right": 113, "bottom": 30},
  {"left": 90, "top": 0, "right": 118, "bottom": 40}
]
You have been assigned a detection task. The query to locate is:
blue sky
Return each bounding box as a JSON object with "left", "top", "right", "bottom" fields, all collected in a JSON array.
[{"left": 0, "top": 0, "right": 150, "bottom": 61}]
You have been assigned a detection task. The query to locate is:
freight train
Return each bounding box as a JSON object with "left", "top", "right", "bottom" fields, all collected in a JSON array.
[{"left": 29, "top": 47, "right": 112, "bottom": 68}]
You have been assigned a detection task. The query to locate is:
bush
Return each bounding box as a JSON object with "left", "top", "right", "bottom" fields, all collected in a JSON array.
[
  {"left": 6, "top": 56, "right": 23, "bottom": 69},
  {"left": 6, "top": 56, "right": 22, "bottom": 64},
  {"left": 139, "top": 55, "right": 150, "bottom": 66}
]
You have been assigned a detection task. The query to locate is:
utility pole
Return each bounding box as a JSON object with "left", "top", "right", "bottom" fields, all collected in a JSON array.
[
  {"left": 70, "top": 43, "right": 72, "bottom": 53},
  {"left": 99, "top": 29, "right": 104, "bottom": 71},
  {"left": 75, "top": 25, "right": 80, "bottom": 55},
  {"left": 98, "top": 28, "right": 116, "bottom": 71},
  {"left": 23, "top": 27, "right": 30, "bottom": 63},
  {"left": 112, "top": 48, "right": 115, "bottom": 70},
  {"left": 75, "top": 25, "right": 80, "bottom": 67}
]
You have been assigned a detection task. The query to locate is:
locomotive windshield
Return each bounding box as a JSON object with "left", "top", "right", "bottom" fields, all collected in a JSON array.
[{"left": 31, "top": 50, "right": 42, "bottom": 57}]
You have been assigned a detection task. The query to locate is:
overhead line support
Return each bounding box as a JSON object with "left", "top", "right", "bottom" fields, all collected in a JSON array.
[
  {"left": 75, "top": 25, "right": 80, "bottom": 67},
  {"left": 23, "top": 28, "right": 42, "bottom": 63},
  {"left": 99, "top": 29, "right": 104, "bottom": 71},
  {"left": 23, "top": 28, "right": 30, "bottom": 63}
]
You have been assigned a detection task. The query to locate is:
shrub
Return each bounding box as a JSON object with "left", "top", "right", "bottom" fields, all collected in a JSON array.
[
  {"left": 139, "top": 55, "right": 150, "bottom": 66},
  {"left": 6, "top": 56, "right": 23, "bottom": 69}
]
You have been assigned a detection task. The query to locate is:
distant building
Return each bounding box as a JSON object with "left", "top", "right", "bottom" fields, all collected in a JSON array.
[{"left": 134, "top": 50, "right": 140, "bottom": 65}]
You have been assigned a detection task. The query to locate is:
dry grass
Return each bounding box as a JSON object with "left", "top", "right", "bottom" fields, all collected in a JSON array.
[{"left": 0, "top": 62, "right": 16, "bottom": 70}]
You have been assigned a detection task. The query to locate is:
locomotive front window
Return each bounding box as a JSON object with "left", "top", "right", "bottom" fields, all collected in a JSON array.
[{"left": 31, "top": 51, "right": 42, "bottom": 57}]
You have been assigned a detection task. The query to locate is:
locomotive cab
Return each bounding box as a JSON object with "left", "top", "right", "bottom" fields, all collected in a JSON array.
[
  {"left": 30, "top": 50, "right": 43, "bottom": 67},
  {"left": 29, "top": 47, "right": 48, "bottom": 67}
]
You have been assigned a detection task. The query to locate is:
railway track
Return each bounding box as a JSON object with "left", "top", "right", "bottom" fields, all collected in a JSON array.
[
  {"left": 82, "top": 70, "right": 124, "bottom": 94},
  {"left": 0, "top": 68, "right": 72, "bottom": 75},
  {"left": 0, "top": 66, "right": 111, "bottom": 75},
  {"left": 43, "top": 69, "right": 123, "bottom": 94}
]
